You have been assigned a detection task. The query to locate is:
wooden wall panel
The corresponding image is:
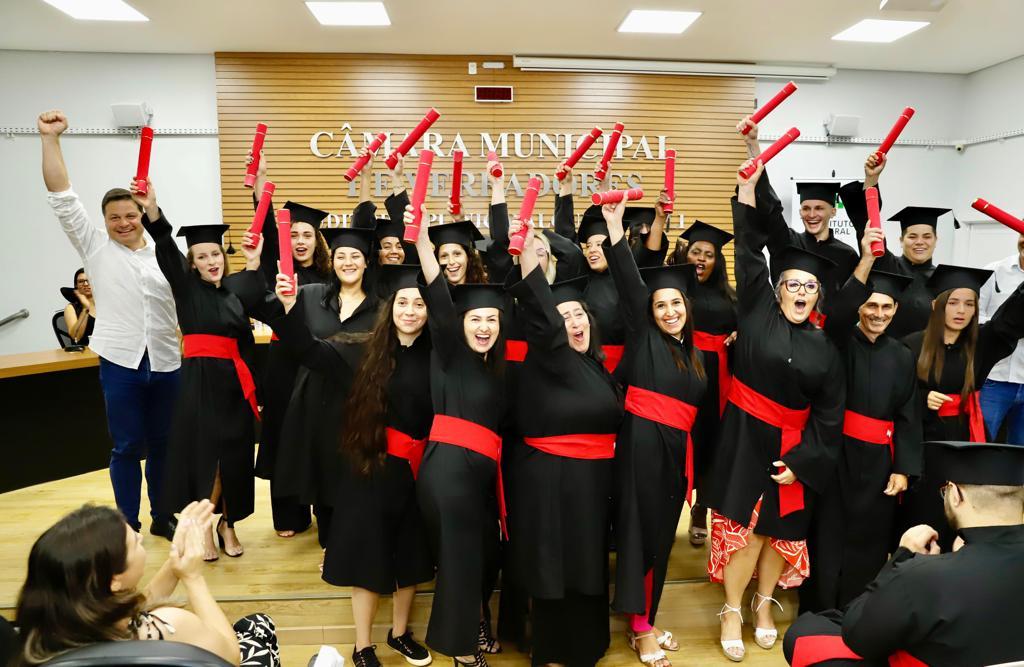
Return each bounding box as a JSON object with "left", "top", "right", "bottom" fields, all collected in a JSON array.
[{"left": 215, "top": 53, "right": 754, "bottom": 269}]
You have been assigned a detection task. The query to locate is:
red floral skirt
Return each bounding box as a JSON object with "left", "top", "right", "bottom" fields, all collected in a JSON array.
[{"left": 707, "top": 498, "right": 809, "bottom": 589}]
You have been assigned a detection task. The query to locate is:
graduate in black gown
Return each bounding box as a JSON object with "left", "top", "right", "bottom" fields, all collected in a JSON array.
[
  {"left": 273, "top": 264, "right": 434, "bottom": 667},
  {"left": 269, "top": 226, "right": 380, "bottom": 554},
  {"left": 900, "top": 264, "right": 1024, "bottom": 550},
  {"left": 737, "top": 118, "right": 857, "bottom": 306},
  {"left": 674, "top": 220, "right": 738, "bottom": 547},
  {"left": 784, "top": 440, "right": 1024, "bottom": 667},
  {"left": 351, "top": 148, "right": 411, "bottom": 266},
  {"left": 799, "top": 228, "right": 922, "bottom": 613},
  {"left": 134, "top": 181, "right": 265, "bottom": 561},
  {"left": 408, "top": 203, "right": 506, "bottom": 666},
  {"left": 503, "top": 218, "right": 622, "bottom": 667},
  {"left": 704, "top": 160, "right": 844, "bottom": 662},
  {"left": 249, "top": 151, "right": 332, "bottom": 537},
  {"left": 601, "top": 201, "right": 708, "bottom": 667}
]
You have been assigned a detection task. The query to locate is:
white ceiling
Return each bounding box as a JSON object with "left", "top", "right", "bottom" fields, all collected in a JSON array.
[{"left": 1, "top": 0, "right": 1022, "bottom": 75}]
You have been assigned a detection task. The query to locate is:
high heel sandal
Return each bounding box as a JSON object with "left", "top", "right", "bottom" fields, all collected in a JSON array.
[
  {"left": 718, "top": 604, "right": 746, "bottom": 662},
  {"left": 653, "top": 628, "right": 679, "bottom": 652},
  {"left": 628, "top": 631, "right": 670, "bottom": 666},
  {"left": 750, "top": 592, "right": 783, "bottom": 650},
  {"left": 216, "top": 518, "right": 244, "bottom": 558},
  {"left": 477, "top": 620, "right": 501, "bottom": 654},
  {"left": 688, "top": 507, "right": 708, "bottom": 547}
]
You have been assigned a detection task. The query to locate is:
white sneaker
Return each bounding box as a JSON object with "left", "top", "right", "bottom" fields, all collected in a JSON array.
[{"left": 307, "top": 645, "right": 345, "bottom": 667}]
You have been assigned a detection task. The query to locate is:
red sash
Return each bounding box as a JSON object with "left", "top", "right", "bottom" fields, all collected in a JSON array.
[
  {"left": 603, "top": 344, "right": 625, "bottom": 373},
  {"left": 505, "top": 339, "right": 528, "bottom": 362},
  {"left": 182, "top": 334, "right": 259, "bottom": 419},
  {"left": 791, "top": 635, "right": 862, "bottom": 667},
  {"left": 809, "top": 310, "right": 827, "bottom": 329},
  {"left": 523, "top": 433, "right": 615, "bottom": 460},
  {"left": 428, "top": 414, "right": 507, "bottom": 539},
  {"left": 889, "top": 651, "right": 928, "bottom": 667},
  {"left": 270, "top": 332, "right": 280, "bottom": 342},
  {"left": 693, "top": 330, "right": 731, "bottom": 416},
  {"left": 936, "top": 393, "right": 985, "bottom": 443},
  {"left": 842, "top": 410, "right": 895, "bottom": 461},
  {"left": 624, "top": 385, "right": 699, "bottom": 502},
  {"left": 386, "top": 427, "right": 426, "bottom": 479},
  {"left": 727, "top": 378, "right": 810, "bottom": 516}
]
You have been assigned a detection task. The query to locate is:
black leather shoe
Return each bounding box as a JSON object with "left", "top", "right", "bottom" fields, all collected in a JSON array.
[{"left": 149, "top": 516, "right": 177, "bottom": 541}]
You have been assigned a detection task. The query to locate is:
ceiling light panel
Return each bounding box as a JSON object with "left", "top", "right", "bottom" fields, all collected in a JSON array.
[
  {"left": 832, "top": 19, "right": 929, "bottom": 43},
  {"left": 618, "top": 10, "right": 702, "bottom": 34},
  {"left": 305, "top": 2, "right": 391, "bottom": 26},
  {"left": 41, "top": 0, "right": 149, "bottom": 21}
]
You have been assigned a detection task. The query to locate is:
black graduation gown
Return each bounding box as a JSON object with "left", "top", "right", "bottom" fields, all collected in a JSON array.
[
  {"left": 839, "top": 181, "right": 935, "bottom": 339},
  {"left": 142, "top": 211, "right": 264, "bottom": 522},
  {"left": 269, "top": 308, "right": 435, "bottom": 595},
  {"left": 899, "top": 283, "right": 1024, "bottom": 549},
  {"left": 603, "top": 236, "right": 707, "bottom": 623},
  {"left": 785, "top": 525, "right": 1024, "bottom": 667},
  {"left": 415, "top": 276, "right": 505, "bottom": 658},
  {"left": 800, "top": 275, "right": 921, "bottom": 612},
  {"left": 704, "top": 199, "right": 845, "bottom": 541},
  {"left": 270, "top": 285, "right": 379, "bottom": 508},
  {"left": 689, "top": 280, "right": 738, "bottom": 489}
]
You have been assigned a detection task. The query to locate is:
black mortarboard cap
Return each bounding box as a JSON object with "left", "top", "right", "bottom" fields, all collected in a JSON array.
[
  {"left": 887, "top": 206, "right": 958, "bottom": 232},
  {"left": 775, "top": 245, "right": 837, "bottom": 279},
  {"left": 378, "top": 264, "right": 421, "bottom": 295},
  {"left": 623, "top": 207, "right": 657, "bottom": 231},
  {"left": 453, "top": 283, "right": 506, "bottom": 314},
  {"left": 640, "top": 263, "right": 697, "bottom": 296},
  {"left": 375, "top": 218, "right": 405, "bottom": 240},
  {"left": 578, "top": 205, "right": 608, "bottom": 242},
  {"left": 926, "top": 264, "right": 993, "bottom": 297},
  {"left": 320, "top": 226, "right": 376, "bottom": 256},
  {"left": 924, "top": 441, "right": 1024, "bottom": 486},
  {"left": 283, "top": 201, "right": 329, "bottom": 229},
  {"left": 428, "top": 221, "right": 485, "bottom": 249},
  {"left": 797, "top": 182, "right": 840, "bottom": 205},
  {"left": 175, "top": 224, "right": 229, "bottom": 247},
  {"left": 867, "top": 269, "right": 914, "bottom": 301},
  {"left": 550, "top": 275, "right": 589, "bottom": 305},
  {"left": 680, "top": 220, "right": 734, "bottom": 250}
]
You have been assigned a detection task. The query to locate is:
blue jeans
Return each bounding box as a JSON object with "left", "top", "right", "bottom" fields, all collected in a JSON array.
[
  {"left": 98, "top": 354, "right": 180, "bottom": 529},
  {"left": 979, "top": 379, "right": 1024, "bottom": 446}
]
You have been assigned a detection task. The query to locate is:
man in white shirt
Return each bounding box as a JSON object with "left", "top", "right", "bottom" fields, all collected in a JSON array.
[
  {"left": 978, "top": 233, "right": 1024, "bottom": 446},
  {"left": 38, "top": 110, "right": 181, "bottom": 537}
]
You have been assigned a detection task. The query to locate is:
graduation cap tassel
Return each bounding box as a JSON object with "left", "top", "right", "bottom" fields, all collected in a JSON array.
[{"left": 226, "top": 236, "right": 237, "bottom": 255}]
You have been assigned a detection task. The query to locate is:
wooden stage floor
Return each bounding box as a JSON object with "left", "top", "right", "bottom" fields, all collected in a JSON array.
[{"left": 0, "top": 470, "right": 789, "bottom": 666}]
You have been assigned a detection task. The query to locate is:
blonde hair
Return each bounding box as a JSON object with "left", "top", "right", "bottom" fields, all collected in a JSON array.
[{"left": 513, "top": 233, "right": 558, "bottom": 284}]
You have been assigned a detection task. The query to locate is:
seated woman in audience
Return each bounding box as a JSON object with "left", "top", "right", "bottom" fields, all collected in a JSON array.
[
  {"left": 13, "top": 500, "right": 280, "bottom": 667},
  {"left": 61, "top": 268, "right": 95, "bottom": 345}
]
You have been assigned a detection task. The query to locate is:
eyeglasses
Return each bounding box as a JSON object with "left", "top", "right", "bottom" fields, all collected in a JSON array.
[
  {"left": 75, "top": 279, "right": 90, "bottom": 286},
  {"left": 782, "top": 279, "right": 820, "bottom": 294},
  {"left": 939, "top": 481, "right": 954, "bottom": 500}
]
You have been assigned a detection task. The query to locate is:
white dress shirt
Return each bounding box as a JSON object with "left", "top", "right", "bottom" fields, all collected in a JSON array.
[
  {"left": 48, "top": 187, "right": 180, "bottom": 372},
  {"left": 979, "top": 253, "right": 1024, "bottom": 384}
]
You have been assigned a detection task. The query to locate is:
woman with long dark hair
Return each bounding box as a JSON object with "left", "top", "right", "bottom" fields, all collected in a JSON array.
[
  {"left": 704, "top": 160, "right": 844, "bottom": 662},
  {"left": 602, "top": 201, "right": 707, "bottom": 667},
  {"left": 407, "top": 203, "right": 506, "bottom": 667},
  {"left": 14, "top": 500, "right": 279, "bottom": 666},
  {"left": 900, "top": 263, "right": 1024, "bottom": 549},
  {"left": 61, "top": 268, "right": 95, "bottom": 344},
  {"left": 678, "top": 221, "right": 738, "bottom": 547},
  {"left": 429, "top": 220, "right": 490, "bottom": 286},
  {"left": 131, "top": 179, "right": 265, "bottom": 561}
]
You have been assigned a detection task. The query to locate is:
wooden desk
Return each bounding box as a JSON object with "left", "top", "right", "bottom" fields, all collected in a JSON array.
[{"left": 0, "top": 348, "right": 100, "bottom": 380}]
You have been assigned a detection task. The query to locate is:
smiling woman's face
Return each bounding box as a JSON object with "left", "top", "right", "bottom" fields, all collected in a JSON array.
[{"left": 777, "top": 269, "right": 820, "bottom": 324}]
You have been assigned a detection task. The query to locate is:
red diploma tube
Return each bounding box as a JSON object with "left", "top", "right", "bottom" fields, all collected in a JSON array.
[
  {"left": 277, "top": 208, "right": 294, "bottom": 296},
  {"left": 343, "top": 131, "right": 388, "bottom": 182},
  {"left": 743, "top": 81, "right": 798, "bottom": 135},
  {"left": 509, "top": 176, "right": 542, "bottom": 256},
  {"left": 664, "top": 149, "right": 677, "bottom": 215},
  {"left": 450, "top": 150, "right": 464, "bottom": 215},
  {"left": 738, "top": 127, "right": 800, "bottom": 179},
  {"left": 385, "top": 108, "right": 441, "bottom": 170},
  {"left": 594, "top": 122, "right": 625, "bottom": 181},
  {"left": 244, "top": 123, "right": 268, "bottom": 188},
  {"left": 134, "top": 126, "right": 154, "bottom": 195},
  {"left": 876, "top": 107, "right": 916, "bottom": 157},
  {"left": 246, "top": 181, "right": 276, "bottom": 248},
  {"left": 404, "top": 150, "right": 434, "bottom": 243},
  {"left": 559, "top": 127, "right": 603, "bottom": 181},
  {"left": 865, "top": 186, "right": 884, "bottom": 257},
  {"left": 591, "top": 188, "right": 644, "bottom": 206},
  {"left": 972, "top": 198, "right": 1024, "bottom": 235},
  {"left": 488, "top": 151, "right": 504, "bottom": 178}
]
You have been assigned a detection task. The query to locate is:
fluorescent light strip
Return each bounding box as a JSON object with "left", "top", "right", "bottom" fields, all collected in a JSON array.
[
  {"left": 306, "top": 1, "right": 390, "bottom": 26},
  {"left": 41, "top": 0, "right": 148, "bottom": 21},
  {"left": 513, "top": 56, "right": 836, "bottom": 81},
  {"left": 832, "top": 19, "right": 929, "bottom": 43},
  {"left": 618, "top": 9, "right": 702, "bottom": 34}
]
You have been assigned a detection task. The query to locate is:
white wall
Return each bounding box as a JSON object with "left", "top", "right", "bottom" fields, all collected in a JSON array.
[{"left": 0, "top": 50, "right": 221, "bottom": 355}]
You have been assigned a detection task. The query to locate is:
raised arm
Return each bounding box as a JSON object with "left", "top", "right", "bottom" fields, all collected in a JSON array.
[
  {"left": 545, "top": 229, "right": 587, "bottom": 281},
  {"left": 602, "top": 200, "right": 648, "bottom": 336},
  {"left": 38, "top": 110, "right": 70, "bottom": 192},
  {"left": 133, "top": 181, "right": 191, "bottom": 297},
  {"left": 222, "top": 234, "right": 267, "bottom": 316},
  {"left": 824, "top": 229, "right": 883, "bottom": 342},
  {"left": 553, "top": 163, "right": 578, "bottom": 244},
  {"left": 976, "top": 280, "right": 1024, "bottom": 384},
  {"left": 506, "top": 239, "right": 570, "bottom": 354},
  {"left": 248, "top": 151, "right": 280, "bottom": 287},
  {"left": 733, "top": 160, "right": 776, "bottom": 314}
]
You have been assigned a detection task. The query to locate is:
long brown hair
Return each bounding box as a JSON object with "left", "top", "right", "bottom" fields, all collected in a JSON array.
[
  {"left": 340, "top": 293, "right": 416, "bottom": 475},
  {"left": 310, "top": 230, "right": 332, "bottom": 278},
  {"left": 916, "top": 288, "right": 980, "bottom": 402},
  {"left": 185, "top": 244, "right": 232, "bottom": 279},
  {"left": 648, "top": 292, "right": 706, "bottom": 379},
  {"left": 437, "top": 244, "right": 489, "bottom": 284},
  {"left": 15, "top": 506, "right": 146, "bottom": 665}
]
